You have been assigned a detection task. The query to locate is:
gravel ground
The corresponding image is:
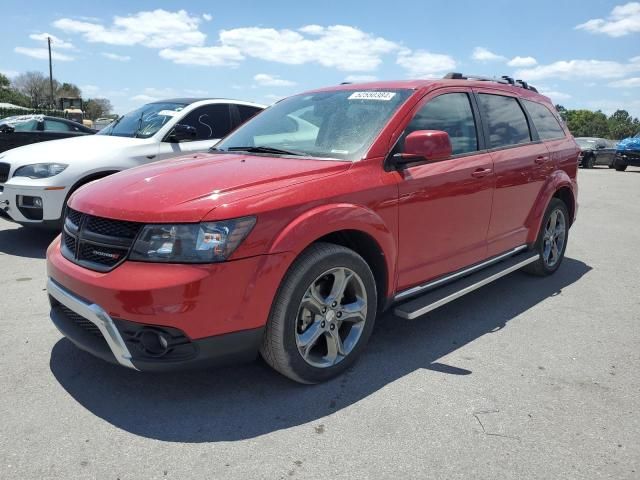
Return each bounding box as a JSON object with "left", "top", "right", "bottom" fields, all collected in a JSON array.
[{"left": 0, "top": 166, "right": 638, "bottom": 479}]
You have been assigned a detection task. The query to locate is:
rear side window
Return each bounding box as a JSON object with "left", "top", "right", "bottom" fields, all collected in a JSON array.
[
  {"left": 478, "top": 94, "right": 531, "bottom": 148},
  {"left": 522, "top": 100, "right": 565, "bottom": 140},
  {"left": 180, "top": 104, "right": 232, "bottom": 140},
  {"left": 237, "top": 105, "right": 263, "bottom": 124},
  {"left": 406, "top": 93, "right": 478, "bottom": 155}
]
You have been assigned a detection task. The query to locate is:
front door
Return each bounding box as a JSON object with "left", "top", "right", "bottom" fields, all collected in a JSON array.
[
  {"left": 396, "top": 90, "right": 495, "bottom": 291},
  {"left": 156, "top": 103, "right": 235, "bottom": 161}
]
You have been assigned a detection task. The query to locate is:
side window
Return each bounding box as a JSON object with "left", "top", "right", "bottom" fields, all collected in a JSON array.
[
  {"left": 522, "top": 100, "right": 565, "bottom": 140},
  {"left": 44, "top": 119, "right": 71, "bottom": 132},
  {"left": 179, "top": 104, "right": 232, "bottom": 140},
  {"left": 405, "top": 93, "right": 478, "bottom": 155},
  {"left": 11, "top": 119, "right": 39, "bottom": 132},
  {"left": 478, "top": 94, "right": 531, "bottom": 148},
  {"left": 237, "top": 105, "right": 263, "bottom": 124}
]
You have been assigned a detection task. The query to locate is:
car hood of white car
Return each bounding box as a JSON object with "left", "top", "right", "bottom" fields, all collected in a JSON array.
[{"left": 0, "top": 134, "right": 149, "bottom": 168}]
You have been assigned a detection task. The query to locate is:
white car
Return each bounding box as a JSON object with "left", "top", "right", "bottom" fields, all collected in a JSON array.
[{"left": 0, "top": 98, "right": 264, "bottom": 227}]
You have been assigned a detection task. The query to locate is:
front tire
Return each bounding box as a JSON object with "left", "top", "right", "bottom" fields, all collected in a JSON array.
[
  {"left": 524, "top": 198, "right": 569, "bottom": 277},
  {"left": 614, "top": 157, "right": 628, "bottom": 171},
  {"left": 260, "top": 243, "right": 377, "bottom": 384}
]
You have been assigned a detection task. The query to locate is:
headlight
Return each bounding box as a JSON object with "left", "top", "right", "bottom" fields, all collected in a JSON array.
[
  {"left": 13, "top": 163, "right": 68, "bottom": 179},
  {"left": 129, "top": 217, "right": 256, "bottom": 263}
]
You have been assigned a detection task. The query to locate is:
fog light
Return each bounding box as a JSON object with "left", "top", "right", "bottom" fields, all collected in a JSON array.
[
  {"left": 33, "top": 197, "right": 43, "bottom": 208},
  {"left": 138, "top": 330, "right": 170, "bottom": 357}
]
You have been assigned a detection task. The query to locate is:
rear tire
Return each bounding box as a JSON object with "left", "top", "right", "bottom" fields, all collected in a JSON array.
[
  {"left": 260, "top": 242, "right": 378, "bottom": 384},
  {"left": 523, "top": 198, "right": 569, "bottom": 277},
  {"left": 614, "top": 158, "right": 628, "bottom": 171}
]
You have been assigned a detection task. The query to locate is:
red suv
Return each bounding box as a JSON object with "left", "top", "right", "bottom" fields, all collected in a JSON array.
[{"left": 46, "top": 74, "right": 579, "bottom": 383}]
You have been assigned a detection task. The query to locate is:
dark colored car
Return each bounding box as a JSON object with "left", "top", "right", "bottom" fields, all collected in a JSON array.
[
  {"left": 0, "top": 115, "right": 96, "bottom": 153},
  {"left": 613, "top": 132, "right": 640, "bottom": 171},
  {"left": 575, "top": 137, "right": 617, "bottom": 168},
  {"left": 46, "top": 74, "right": 578, "bottom": 383}
]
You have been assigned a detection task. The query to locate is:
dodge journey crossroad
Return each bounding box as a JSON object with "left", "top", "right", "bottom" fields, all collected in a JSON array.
[{"left": 46, "top": 74, "right": 579, "bottom": 383}]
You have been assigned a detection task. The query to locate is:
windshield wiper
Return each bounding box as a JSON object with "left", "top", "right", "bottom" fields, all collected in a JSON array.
[
  {"left": 225, "top": 146, "right": 304, "bottom": 156},
  {"left": 133, "top": 111, "right": 145, "bottom": 138}
]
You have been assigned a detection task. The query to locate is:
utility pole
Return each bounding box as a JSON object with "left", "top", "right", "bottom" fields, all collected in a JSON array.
[{"left": 48, "top": 36, "right": 54, "bottom": 108}]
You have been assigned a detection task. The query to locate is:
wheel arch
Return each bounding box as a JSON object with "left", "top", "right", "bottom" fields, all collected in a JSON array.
[
  {"left": 526, "top": 170, "right": 577, "bottom": 244},
  {"left": 65, "top": 170, "right": 120, "bottom": 206},
  {"left": 267, "top": 203, "right": 397, "bottom": 307}
]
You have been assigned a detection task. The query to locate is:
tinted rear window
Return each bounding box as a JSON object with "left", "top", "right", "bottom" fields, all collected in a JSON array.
[
  {"left": 523, "top": 100, "right": 565, "bottom": 140},
  {"left": 478, "top": 94, "right": 531, "bottom": 148}
]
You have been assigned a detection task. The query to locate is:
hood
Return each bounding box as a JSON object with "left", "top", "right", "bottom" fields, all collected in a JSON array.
[
  {"left": 0, "top": 134, "right": 146, "bottom": 168},
  {"left": 617, "top": 135, "right": 640, "bottom": 151},
  {"left": 69, "top": 153, "right": 351, "bottom": 223}
]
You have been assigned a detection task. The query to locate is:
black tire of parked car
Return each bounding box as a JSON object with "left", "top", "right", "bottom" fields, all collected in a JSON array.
[
  {"left": 582, "top": 154, "right": 595, "bottom": 169},
  {"left": 523, "top": 198, "right": 569, "bottom": 277},
  {"left": 260, "top": 242, "right": 378, "bottom": 384},
  {"left": 614, "top": 158, "right": 628, "bottom": 171}
]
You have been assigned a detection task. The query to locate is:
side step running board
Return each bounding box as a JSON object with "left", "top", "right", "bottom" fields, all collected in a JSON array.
[{"left": 394, "top": 251, "right": 539, "bottom": 320}]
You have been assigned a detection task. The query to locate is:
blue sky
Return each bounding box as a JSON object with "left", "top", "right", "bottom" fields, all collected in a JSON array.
[{"left": 2, "top": 0, "right": 640, "bottom": 116}]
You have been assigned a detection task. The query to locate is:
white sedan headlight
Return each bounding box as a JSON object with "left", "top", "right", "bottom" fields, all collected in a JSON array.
[{"left": 13, "top": 163, "right": 68, "bottom": 179}]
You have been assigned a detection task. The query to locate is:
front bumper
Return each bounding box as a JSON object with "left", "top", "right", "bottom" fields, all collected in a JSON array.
[
  {"left": 615, "top": 151, "right": 640, "bottom": 166},
  {"left": 46, "top": 236, "right": 295, "bottom": 371},
  {"left": 0, "top": 182, "right": 67, "bottom": 223},
  {"left": 48, "top": 278, "right": 265, "bottom": 370}
]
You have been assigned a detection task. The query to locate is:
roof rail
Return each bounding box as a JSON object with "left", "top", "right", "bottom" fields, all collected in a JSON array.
[{"left": 443, "top": 72, "right": 539, "bottom": 92}]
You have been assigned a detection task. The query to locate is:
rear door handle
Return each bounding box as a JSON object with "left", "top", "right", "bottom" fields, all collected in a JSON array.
[
  {"left": 535, "top": 155, "right": 550, "bottom": 164},
  {"left": 471, "top": 168, "right": 493, "bottom": 178}
]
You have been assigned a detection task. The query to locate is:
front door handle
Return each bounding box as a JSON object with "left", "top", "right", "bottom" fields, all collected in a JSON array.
[
  {"left": 471, "top": 168, "right": 493, "bottom": 178},
  {"left": 535, "top": 155, "right": 550, "bottom": 164}
]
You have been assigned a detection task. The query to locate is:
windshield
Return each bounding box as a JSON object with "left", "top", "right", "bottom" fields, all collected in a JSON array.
[
  {"left": 216, "top": 89, "right": 412, "bottom": 160},
  {"left": 97, "top": 102, "right": 187, "bottom": 138}
]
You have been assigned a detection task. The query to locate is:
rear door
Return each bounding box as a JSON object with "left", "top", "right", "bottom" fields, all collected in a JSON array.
[
  {"left": 475, "top": 90, "right": 551, "bottom": 256},
  {"left": 396, "top": 89, "right": 495, "bottom": 290}
]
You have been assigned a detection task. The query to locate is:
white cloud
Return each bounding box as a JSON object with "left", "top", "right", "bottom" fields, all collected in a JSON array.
[
  {"left": 130, "top": 94, "right": 158, "bottom": 103},
  {"left": 397, "top": 49, "right": 456, "bottom": 78},
  {"left": 508, "top": 56, "right": 537, "bottom": 67},
  {"left": 0, "top": 69, "right": 19, "bottom": 78},
  {"left": 81, "top": 84, "right": 100, "bottom": 95},
  {"left": 538, "top": 90, "right": 572, "bottom": 101},
  {"left": 29, "top": 32, "right": 74, "bottom": 49},
  {"left": 14, "top": 47, "right": 74, "bottom": 61},
  {"left": 515, "top": 57, "right": 640, "bottom": 80},
  {"left": 53, "top": 9, "right": 206, "bottom": 48},
  {"left": 609, "top": 77, "right": 640, "bottom": 87},
  {"left": 472, "top": 47, "right": 506, "bottom": 62},
  {"left": 344, "top": 74, "right": 378, "bottom": 82},
  {"left": 576, "top": 2, "right": 640, "bottom": 37},
  {"left": 102, "top": 52, "right": 131, "bottom": 61},
  {"left": 218, "top": 25, "right": 399, "bottom": 71},
  {"left": 253, "top": 73, "right": 296, "bottom": 87},
  {"left": 202, "top": 13, "right": 213, "bottom": 21},
  {"left": 159, "top": 45, "right": 243, "bottom": 66}
]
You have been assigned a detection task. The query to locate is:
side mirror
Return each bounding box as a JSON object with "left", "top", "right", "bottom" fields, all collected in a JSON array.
[
  {"left": 168, "top": 123, "right": 197, "bottom": 142},
  {"left": 596, "top": 144, "right": 606, "bottom": 150},
  {"left": 0, "top": 124, "right": 15, "bottom": 133},
  {"left": 394, "top": 130, "right": 452, "bottom": 166}
]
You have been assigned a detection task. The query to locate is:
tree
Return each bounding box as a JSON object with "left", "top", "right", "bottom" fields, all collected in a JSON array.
[
  {"left": 84, "top": 98, "right": 113, "bottom": 120},
  {"left": 565, "top": 109, "right": 610, "bottom": 138},
  {"left": 56, "top": 82, "right": 82, "bottom": 100},
  {"left": 608, "top": 109, "right": 640, "bottom": 140},
  {"left": 12, "top": 71, "right": 58, "bottom": 107},
  {"left": 0, "top": 73, "right": 31, "bottom": 107}
]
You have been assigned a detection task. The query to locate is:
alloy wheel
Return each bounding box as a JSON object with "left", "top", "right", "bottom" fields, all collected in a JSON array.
[
  {"left": 295, "top": 267, "right": 368, "bottom": 368},
  {"left": 542, "top": 208, "right": 566, "bottom": 268}
]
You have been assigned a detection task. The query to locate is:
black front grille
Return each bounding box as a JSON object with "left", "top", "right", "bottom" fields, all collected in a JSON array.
[
  {"left": 58, "top": 304, "right": 104, "bottom": 339},
  {"left": 0, "top": 162, "right": 9, "bottom": 183},
  {"left": 62, "top": 208, "right": 142, "bottom": 272}
]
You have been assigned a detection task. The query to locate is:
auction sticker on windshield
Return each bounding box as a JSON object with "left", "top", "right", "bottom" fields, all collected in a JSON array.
[{"left": 348, "top": 91, "right": 396, "bottom": 101}]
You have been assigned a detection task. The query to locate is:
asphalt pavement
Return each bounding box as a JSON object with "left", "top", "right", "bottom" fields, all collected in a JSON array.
[{"left": 0, "top": 166, "right": 638, "bottom": 479}]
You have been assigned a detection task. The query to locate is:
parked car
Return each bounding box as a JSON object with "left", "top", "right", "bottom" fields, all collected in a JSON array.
[
  {"left": 575, "top": 137, "right": 618, "bottom": 168},
  {"left": 0, "top": 114, "right": 96, "bottom": 153},
  {"left": 46, "top": 74, "right": 579, "bottom": 383},
  {"left": 613, "top": 132, "right": 640, "bottom": 171},
  {"left": 0, "top": 98, "right": 264, "bottom": 227}
]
